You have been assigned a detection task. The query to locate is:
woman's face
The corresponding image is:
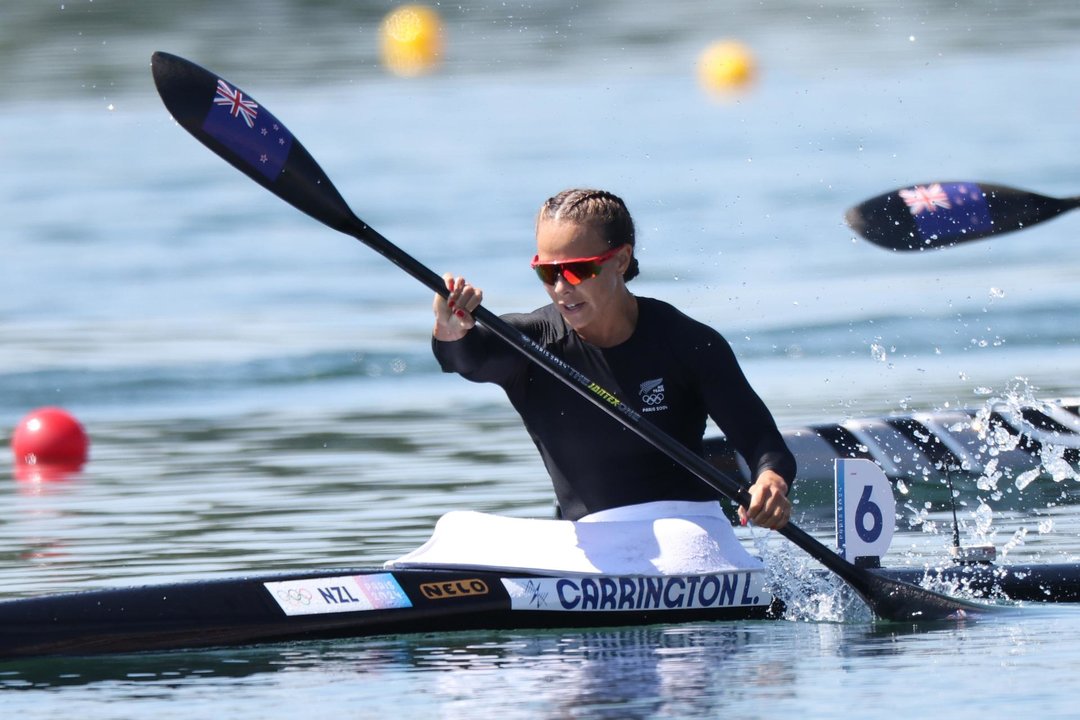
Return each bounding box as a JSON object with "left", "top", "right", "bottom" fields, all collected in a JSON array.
[{"left": 534, "top": 217, "right": 632, "bottom": 337}]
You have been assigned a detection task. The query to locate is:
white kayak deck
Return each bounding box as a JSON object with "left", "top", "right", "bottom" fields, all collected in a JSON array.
[{"left": 385, "top": 500, "right": 763, "bottom": 577}]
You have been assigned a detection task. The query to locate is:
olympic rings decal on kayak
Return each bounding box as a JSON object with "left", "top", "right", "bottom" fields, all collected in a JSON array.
[{"left": 277, "top": 588, "right": 312, "bottom": 605}]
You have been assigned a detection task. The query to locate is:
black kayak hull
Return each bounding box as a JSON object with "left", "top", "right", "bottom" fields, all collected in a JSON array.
[
  {"left": 1, "top": 561, "right": 1077, "bottom": 659},
  {"left": 0, "top": 567, "right": 774, "bottom": 659}
]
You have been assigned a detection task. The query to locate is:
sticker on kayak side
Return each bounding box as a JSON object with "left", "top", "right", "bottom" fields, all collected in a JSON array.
[
  {"left": 502, "top": 572, "right": 769, "bottom": 612},
  {"left": 265, "top": 573, "right": 412, "bottom": 616}
]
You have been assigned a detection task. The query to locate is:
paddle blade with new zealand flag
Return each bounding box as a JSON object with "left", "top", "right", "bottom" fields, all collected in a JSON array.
[
  {"left": 151, "top": 51, "right": 357, "bottom": 235},
  {"left": 845, "top": 181, "right": 1080, "bottom": 251}
]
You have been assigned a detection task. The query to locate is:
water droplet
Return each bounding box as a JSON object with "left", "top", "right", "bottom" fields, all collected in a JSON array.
[{"left": 1015, "top": 468, "right": 1040, "bottom": 491}]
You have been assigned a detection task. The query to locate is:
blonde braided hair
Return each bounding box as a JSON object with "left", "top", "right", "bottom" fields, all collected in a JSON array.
[{"left": 537, "top": 188, "right": 640, "bottom": 282}]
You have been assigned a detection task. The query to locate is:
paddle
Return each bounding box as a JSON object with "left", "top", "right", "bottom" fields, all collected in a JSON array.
[
  {"left": 846, "top": 181, "right": 1080, "bottom": 251},
  {"left": 150, "top": 50, "right": 986, "bottom": 622}
]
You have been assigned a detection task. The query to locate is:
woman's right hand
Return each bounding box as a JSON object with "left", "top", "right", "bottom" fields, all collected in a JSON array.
[{"left": 433, "top": 273, "right": 483, "bottom": 341}]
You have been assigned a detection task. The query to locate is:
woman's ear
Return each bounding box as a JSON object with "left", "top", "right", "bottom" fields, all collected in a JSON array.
[{"left": 617, "top": 245, "right": 633, "bottom": 276}]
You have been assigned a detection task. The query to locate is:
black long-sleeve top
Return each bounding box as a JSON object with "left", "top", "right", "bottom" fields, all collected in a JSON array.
[{"left": 433, "top": 296, "right": 796, "bottom": 520}]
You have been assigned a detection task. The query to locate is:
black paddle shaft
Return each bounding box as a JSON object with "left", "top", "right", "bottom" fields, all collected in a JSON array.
[
  {"left": 846, "top": 181, "right": 1080, "bottom": 251},
  {"left": 151, "top": 51, "right": 986, "bottom": 622}
]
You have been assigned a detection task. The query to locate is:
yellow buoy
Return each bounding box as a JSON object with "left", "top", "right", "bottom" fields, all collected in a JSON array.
[
  {"left": 380, "top": 4, "right": 444, "bottom": 77},
  {"left": 697, "top": 40, "right": 757, "bottom": 94}
]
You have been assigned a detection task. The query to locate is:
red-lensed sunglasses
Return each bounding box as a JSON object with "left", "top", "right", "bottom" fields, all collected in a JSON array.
[{"left": 530, "top": 245, "right": 625, "bottom": 286}]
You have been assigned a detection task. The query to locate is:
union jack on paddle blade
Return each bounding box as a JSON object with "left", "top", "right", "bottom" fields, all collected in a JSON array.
[
  {"left": 902, "top": 182, "right": 991, "bottom": 241},
  {"left": 201, "top": 79, "right": 294, "bottom": 181}
]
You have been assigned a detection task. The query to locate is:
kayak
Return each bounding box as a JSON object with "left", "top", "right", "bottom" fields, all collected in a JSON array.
[
  {"left": 0, "top": 566, "right": 772, "bottom": 659},
  {"left": 2, "top": 558, "right": 1079, "bottom": 659},
  {"left": 3, "top": 399, "right": 1076, "bottom": 660},
  {"left": 0, "top": 499, "right": 777, "bottom": 659}
]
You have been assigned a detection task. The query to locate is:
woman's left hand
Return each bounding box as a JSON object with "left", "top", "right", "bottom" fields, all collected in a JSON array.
[{"left": 739, "top": 470, "right": 791, "bottom": 530}]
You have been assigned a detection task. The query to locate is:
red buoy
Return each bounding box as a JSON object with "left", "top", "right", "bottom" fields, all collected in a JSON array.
[{"left": 11, "top": 407, "right": 89, "bottom": 471}]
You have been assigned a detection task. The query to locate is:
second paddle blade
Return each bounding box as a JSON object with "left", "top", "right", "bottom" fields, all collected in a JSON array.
[{"left": 845, "top": 181, "right": 1080, "bottom": 251}]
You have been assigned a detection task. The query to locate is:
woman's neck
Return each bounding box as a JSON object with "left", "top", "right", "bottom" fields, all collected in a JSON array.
[{"left": 576, "top": 291, "right": 639, "bottom": 348}]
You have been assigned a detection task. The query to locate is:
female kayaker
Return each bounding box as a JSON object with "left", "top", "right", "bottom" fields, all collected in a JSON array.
[{"left": 432, "top": 188, "right": 795, "bottom": 529}]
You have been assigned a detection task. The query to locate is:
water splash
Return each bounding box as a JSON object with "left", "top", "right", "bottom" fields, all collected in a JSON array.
[
  {"left": 749, "top": 530, "right": 872, "bottom": 623},
  {"left": 911, "top": 378, "right": 1080, "bottom": 560},
  {"left": 973, "top": 379, "right": 1079, "bottom": 484}
]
